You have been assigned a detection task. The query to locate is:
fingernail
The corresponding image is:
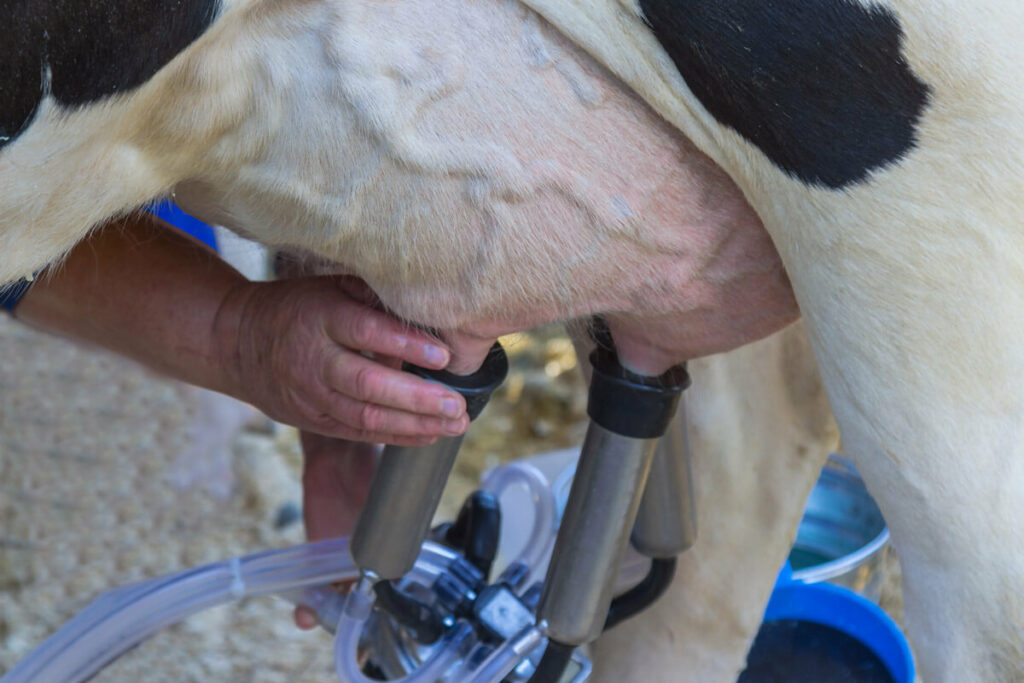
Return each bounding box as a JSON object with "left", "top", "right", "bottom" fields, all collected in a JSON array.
[
  {"left": 441, "top": 398, "right": 462, "bottom": 418},
  {"left": 424, "top": 345, "right": 448, "bottom": 366},
  {"left": 444, "top": 419, "right": 465, "bottom": 436}
]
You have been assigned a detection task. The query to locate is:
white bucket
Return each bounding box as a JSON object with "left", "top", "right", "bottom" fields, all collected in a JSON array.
[{"left": 789, "top": 455, "right": 890, "bottom": 601}]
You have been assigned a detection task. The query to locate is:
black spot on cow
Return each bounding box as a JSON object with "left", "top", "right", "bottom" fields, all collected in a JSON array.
[
  {"left": 1, "top": 0, "right": 219, "bottom": 150},
  {"left": 639, "top": 0, "right": 931, "bottom": 189}
]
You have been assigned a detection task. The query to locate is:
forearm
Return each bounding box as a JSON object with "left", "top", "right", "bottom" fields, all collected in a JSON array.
[
  {"left": 15, "top": 211, "right": 468, "bottom": 443},
  {"left": 16, "top": 211, "right": 246, "bottom": 396}
]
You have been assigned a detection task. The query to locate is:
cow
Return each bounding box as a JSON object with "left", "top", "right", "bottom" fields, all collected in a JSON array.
[{"left": 4, "top": 0, "right": 1023, "bottom": 680}]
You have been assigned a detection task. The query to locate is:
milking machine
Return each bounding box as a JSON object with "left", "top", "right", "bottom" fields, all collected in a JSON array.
[
  {"left": 325, "top": 327, "right": 696, "bottom": 682},
  {"left": 4, "top": 326, "right": 697, "bottom": 683}
]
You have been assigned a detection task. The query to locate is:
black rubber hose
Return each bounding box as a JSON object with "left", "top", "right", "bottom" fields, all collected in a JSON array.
[
  {"left": 526, "top": 640, "right": 575, "bottom": 683},
  {"left": 603, "top": 557, "right": 678, "bottom": 632},
  {"left": 444, "top": 490, "right": 501, "bottom": 579}
]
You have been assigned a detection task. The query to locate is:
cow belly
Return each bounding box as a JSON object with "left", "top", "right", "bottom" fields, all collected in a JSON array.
[{"left": 174, "top": 0, "right": 794, "bottom": 372}]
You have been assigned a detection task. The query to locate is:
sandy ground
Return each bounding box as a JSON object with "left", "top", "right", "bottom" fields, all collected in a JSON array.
[{"left": 0, "top": 314, "right": 902, "bottom": 680}]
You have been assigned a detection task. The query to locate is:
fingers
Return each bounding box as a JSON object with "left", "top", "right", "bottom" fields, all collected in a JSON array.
[
  {"left": 294, "top": 433, "right": 376, "bottom": 631},
  {"left": 230, "top": 275, "right": 475, "bottom": 444},
  {"left": 325, "top": 352, "right": 467, "bottom": 420},
  {"left": 301, "top": 410, "right": 463, "bottom": 444},
  {"left": 324, "top": 301, "right": 450, "bottom": 370},
  {"left": 301, "top": 434, "right": 377, "bottom": 539},
  {"left": 294, "top": 605, "right": 319, "bottom": 630},
  {"left": 309, "top": 420, "right": 443, "bottom": 446},
  {"left": 318, "top": 392, "right": 469, "bottom": 440}
]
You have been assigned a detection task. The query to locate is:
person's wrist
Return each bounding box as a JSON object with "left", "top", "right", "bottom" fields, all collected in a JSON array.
[{"left": 209, "top": 279, "right": 262, "bottom": 400}]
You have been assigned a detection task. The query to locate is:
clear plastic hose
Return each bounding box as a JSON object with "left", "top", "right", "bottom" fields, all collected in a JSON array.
[
  {"left": 5, "top": 459, "right": 613, "bottom": 683},
  {"left": 481, "top": 461, "right": 558, "bottom": 580},
  {"left": 333, "top": 578, "right": 476, "bottom": 683},
  {"left": 2, "top": 540, "right": 457, "bottom": 683},
  {"left": 463, "top": 624, "right": 546, "bottom": 683}
]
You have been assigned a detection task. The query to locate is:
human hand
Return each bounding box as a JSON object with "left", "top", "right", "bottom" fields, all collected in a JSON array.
[
  {"left": 212, "top": 275, "right": 468, "bottom": 445},
  {"left": 292, "top": 431, "right": 375, "bottom": 630}
]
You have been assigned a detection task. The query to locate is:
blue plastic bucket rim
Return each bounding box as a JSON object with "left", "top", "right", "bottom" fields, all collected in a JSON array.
[{"left": 763, "top": 564, "right": 915, "bottom": 683}]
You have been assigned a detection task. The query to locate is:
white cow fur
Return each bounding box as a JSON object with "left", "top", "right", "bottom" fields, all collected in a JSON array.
[{"left": 3, "top": 0, "right": 1024, "bottom": 679}]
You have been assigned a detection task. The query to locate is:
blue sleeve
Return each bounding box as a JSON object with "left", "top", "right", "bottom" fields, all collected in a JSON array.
[
  {"left": 1, "top": 202, "right": 214, "bottom": 317},
  {"left": 0, "top": 276, "right": 37, "bottom": 315},
  {"left": 147, "top": 201, "right": 218, "bottom": 251}
]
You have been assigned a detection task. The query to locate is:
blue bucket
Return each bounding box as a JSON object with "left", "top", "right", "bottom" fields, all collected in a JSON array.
[{"left": 740, "top": 563, "right": 915, "bottom": 683}]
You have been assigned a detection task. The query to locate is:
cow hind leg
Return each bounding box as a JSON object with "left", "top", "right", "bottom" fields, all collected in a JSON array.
[
  {"left": 781, "top": 232, "right": 1024, "bottom": 681},
  {"left": 840, "top": 416, "right": 1024, "bottom": 681}
]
